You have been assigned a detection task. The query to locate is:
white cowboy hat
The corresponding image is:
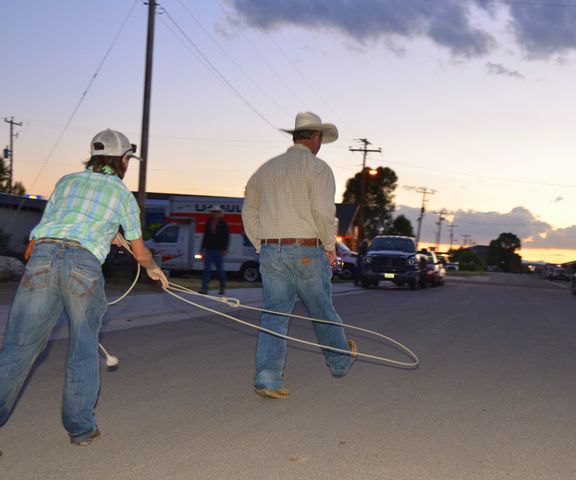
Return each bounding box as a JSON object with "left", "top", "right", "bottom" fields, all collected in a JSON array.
[{"left": 281, "top": 112, "right": 338, "bottom": 144}]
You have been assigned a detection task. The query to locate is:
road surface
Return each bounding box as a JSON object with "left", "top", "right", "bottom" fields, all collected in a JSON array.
[{"left": 1, "top": 273, "right": 575, "bottom": 480}]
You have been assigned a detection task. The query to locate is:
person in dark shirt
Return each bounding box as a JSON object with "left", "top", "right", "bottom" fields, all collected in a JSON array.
[
  {"left": 199, "top": 206, "right": 229, "bottom": 295},
  {"left": 355, "top": 239, "right": 370, "bottom": 286}
]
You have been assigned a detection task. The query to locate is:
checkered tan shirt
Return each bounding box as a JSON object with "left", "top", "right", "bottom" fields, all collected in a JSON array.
[
  {"left": 31, "top": 168, "right": 142, "bottom": 263},
  {"left": 242, "top": 144, "right": 337, "bottom": 252}
]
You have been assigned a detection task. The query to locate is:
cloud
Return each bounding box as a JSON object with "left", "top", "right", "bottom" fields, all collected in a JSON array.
[
  {"left": 229, "top": 0, "right": 495, "bottom": 57},
  {"left": 229, "top": 0, "right": 576, "bottom": 59},
  {"left": 529, "top": 225, "right": 576, "bottom": 249},
  {"left": 486, "top": 62, "right": 524, "bottom": 79},
  {"left": 509, "top": 3, "right": 576, "bottom": 58},
  {"left": 396, "top": 205, "right": 556, "bottom": 247}
]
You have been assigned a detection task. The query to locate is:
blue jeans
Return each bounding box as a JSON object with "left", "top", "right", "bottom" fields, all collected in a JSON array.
[
  {"left": 0, "top": 242, "right": 107, "bottom": 441},
  {"left": 255, "top": 245, "right": 353, "bottom": 389},
  {"left": 201, "top": 250, "right": 226, "bottom": 291}
]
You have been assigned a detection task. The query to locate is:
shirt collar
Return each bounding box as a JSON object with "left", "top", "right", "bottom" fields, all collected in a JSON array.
[{"left": 289, "top": 144, "right": 312, "bottom": 153}]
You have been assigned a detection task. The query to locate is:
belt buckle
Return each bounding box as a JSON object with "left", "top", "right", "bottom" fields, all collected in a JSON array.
[{"left": 295, "top": 239, "right": 302, "bottom": 246}]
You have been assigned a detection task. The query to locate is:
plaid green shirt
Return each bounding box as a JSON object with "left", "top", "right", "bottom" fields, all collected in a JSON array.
[{"left": 31, "top": 168, "right": 142, "bottom": 263}]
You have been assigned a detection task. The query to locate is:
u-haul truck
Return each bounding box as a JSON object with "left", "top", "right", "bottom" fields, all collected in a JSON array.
[{"left": 145, "top": 195, "right": 260, "bottom": 281}]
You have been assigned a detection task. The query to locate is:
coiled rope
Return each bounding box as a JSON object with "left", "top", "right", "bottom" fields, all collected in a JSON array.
[
  {"left": 100, "top": 244, "right": 419, "bottom": 369},
  {"left": 163, "top": 283, "right": 419, "bottom": 369}
]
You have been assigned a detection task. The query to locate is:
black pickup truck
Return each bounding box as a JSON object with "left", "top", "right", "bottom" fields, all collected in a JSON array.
[{"left": 360, "top": 235, "right": 427, "bottom": 290}]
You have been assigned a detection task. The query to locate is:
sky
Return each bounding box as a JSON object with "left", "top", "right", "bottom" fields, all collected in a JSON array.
[{"left": 3, "top": 0, "right": 576, "bottom": 263}]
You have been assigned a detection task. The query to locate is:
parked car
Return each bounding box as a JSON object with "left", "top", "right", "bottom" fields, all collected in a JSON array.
[
  {"left": 332, "top": 255, "right": 345, "bottom": 279},
  {"left": 102, "top": 244, "right": 138, "bottom": 279},
  {"left": 360, "top": 235, "right": 427, "bottom": 290},
  {"left": 549, "top": 267, "right": 569, "bottom": 281},
  {"left": 571, "top": 273, "right": 576, "bottom": 294},
  {"left": 438, "top": 254, "right": 459, "bottom": 271},
  {"left": 422, "top": 250, "right": 446, "bottom": 287},
  {"left": 335, "top": 241, "right": 358, "bottom": 280}
]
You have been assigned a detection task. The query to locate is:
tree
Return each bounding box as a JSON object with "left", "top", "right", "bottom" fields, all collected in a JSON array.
[
  {"left": 0, "top": 154, "right": 26, "bottom": 194},
  {"left": 388, "top": 214, "right": 414, "bottom": 237},
  {"left": 452, "top": 248, "right": 485, "bottom": 272},
  {"left": 342, "top": 166, "right": 398, "bottom": 239},
  {"left": 486, "top": 232, "right": 522, "bottom": 272}
]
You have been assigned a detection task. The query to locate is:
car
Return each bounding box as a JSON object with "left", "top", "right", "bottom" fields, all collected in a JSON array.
[
  {"left": 570, "top": 273, "right": 576, "bottom": 295},
  {"left": 549, "top": 267, "right": 569, "bottom": 281},
  {"left": 332, "top": 255, "right": 345, "bottom": 278},
  {"left": 360, "top": 235, "right": 427, "bottom": 290},
  {"left": 335, "top": 241, "right": 358, "bottom": 280},
  {"left": 438, "top": 254, "right": 459, "bottom": 271},
  {"left": 422, "top": 250, "right": 446, "bottom": 287},
  {"left": 102, "top": 244, "right": 138, "bottom": 279}
]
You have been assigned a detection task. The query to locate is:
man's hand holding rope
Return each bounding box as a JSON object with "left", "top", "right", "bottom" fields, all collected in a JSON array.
[{"left": 112, "top": 233, "right": 169, "bottom": 289}]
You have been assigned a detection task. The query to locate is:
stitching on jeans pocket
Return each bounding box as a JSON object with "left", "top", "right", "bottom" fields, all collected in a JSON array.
[
  {"left": 22, "top": 268, "right": 50, "bottom": 290},
  {"left": 70, "top": 264, "right": 100, "bottom": 297}
]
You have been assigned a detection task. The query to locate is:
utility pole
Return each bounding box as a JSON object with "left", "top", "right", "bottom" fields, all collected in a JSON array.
[
  {"left": 349, "top": 138, "right": 381, "bottom": 241},
  {"left": 448, "top": 221, "right": 458, "bottom": 251},
  {"left": 434, "top": 209, "right": 447, "bottom": 251},
  {"left": 4, "top": 116, "right": 22, "bottom": 194},
  {"left": 462, "top": 234, "right": 471, "bottom": 247},
  {"left": 413, "top": 187, "right": 436, "bottom": 248},
  {"left": 138, "top": 0, "right": 157, "bottom": 227}
]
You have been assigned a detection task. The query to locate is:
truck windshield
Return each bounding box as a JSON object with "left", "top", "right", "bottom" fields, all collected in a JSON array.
[
  {"left": 154, "top": 225, "right": 179, "bottom": 243},
  {"left": 370, "top": 237, "right": 415, "bottom": 253}
]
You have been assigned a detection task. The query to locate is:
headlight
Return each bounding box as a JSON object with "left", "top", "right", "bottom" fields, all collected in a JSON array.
[
  {"left": 363, "top": 256, "right": 373, "bottom": 264},
  {"left": 407, "top": 256, "right": 417, "bottom": 266}
]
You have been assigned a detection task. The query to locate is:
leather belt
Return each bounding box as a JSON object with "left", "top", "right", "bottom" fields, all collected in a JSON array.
[
  {"left": 37, "top": 237, "right": 83, "bottom": 248},
  {"left": 261, "top": 238, "right": 322, "bottom": 247}
]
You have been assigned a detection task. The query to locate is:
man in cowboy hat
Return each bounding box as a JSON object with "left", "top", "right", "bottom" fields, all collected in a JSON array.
[
  {"left": 242, "top": 112, "right": 357, "bottom": 399},
  {"left": 199, "top": 205, "right": 229, "bottom": 295}
]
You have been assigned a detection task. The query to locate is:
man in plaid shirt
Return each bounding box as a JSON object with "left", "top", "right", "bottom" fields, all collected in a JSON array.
[{"left": 0, "top": 129, "right": 168, "bottom": 446}]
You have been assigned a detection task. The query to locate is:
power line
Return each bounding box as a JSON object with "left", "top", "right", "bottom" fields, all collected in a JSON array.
[
  {"left": 160, "top": 6, "right": 279, "bottom": 132},
  {"left": 386, "top": 158, "right": 576, "bottom": 189},
  {"left": 406, "top": 186, "right": 436, "bottom": 247},
  {"left": 175, "top": 0, "right": 290, "bottom": 116},
  {"left": 214, "top": 0, "right": 309, "bottom": 109},
  {"left": 434, "top": 209, "right": 448, "bottom": 251},
  {"left": 25, "top": 0, "right": 140, "bottom": 193}
]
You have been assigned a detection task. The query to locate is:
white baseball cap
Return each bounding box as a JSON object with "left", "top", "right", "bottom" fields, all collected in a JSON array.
[{"left": 91, "top": 129, "right": 142, "bottom": 160}]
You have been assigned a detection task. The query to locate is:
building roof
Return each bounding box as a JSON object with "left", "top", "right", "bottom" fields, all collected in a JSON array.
[{"left": 0, "top": 192, "right": 47, "bottom": 212}]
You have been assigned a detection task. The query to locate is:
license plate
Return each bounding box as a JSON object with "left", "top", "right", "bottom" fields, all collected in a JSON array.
[{"left": 384, "top": 273, "right": 395, "bottom": 279}]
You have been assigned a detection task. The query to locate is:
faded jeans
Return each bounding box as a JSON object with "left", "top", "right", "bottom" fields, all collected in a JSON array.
[
  {"left": 0, "top": 242, "right": 107, "bottom": 441},
  {"left": 255, "top": 245, "right": 353, "bottom": 390},
  {"left": 201, "top": 250, "right": 226, "bottom": 291}
]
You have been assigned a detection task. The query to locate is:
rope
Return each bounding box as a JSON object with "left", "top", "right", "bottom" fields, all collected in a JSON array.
[
  {"left": 99, "top": 238, "right": 419, "bottom": 370},
  {"left": 163, "top": 282, "right": 419, "bottom": 369}
]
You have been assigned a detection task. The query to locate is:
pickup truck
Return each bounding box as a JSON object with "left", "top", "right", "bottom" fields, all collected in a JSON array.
[{"left": 360, "top": 235, "right": 427, "bottom": 290}]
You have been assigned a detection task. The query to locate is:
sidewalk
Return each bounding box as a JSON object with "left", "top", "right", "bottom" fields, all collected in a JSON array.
[{"left": 0, "top": 283, "right": 360, "bottom": 341}]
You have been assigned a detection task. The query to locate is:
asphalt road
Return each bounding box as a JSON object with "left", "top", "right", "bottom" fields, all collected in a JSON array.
[{"left": 1, "top": 273, "right": 576, "bottom": 480}]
